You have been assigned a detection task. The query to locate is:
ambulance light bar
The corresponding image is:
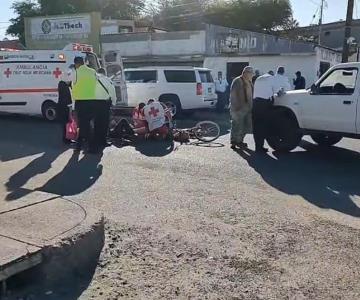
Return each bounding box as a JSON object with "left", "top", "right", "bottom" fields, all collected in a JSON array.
[{"left": 71, "top": 43, "right": 94, "bottom": 53}]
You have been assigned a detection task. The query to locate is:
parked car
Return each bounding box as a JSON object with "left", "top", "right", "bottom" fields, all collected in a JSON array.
[
  {"left": 123, "top": 67, "right": 218, "bottom": 115},
  {"left": 268, "top": 62, "right": 360, "bottom": 152}
]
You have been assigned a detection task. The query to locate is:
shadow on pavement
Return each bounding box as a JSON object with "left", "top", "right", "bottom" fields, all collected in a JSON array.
[
  {"left": 236, "top": 140, "right": 360, "bottom": 218},
  {"left": 0, "top": 116, "right": 63, "bottom": 162},
  {"left": 38, "top": 152, "right": 103, "bottom": 197},
  {"left": 134, "top": 140, "right": 175, "bottom": 157},
  {"left": 5, "top": 149, "right": 68, "bottom": 201},
  {"left": 0, "top": 116, "right": 104, "bottom": 199}
]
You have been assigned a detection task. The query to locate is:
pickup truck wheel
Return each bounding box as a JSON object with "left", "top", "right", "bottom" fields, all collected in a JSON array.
[
  {"left": 311, "top": 134, "right": 342, "bottom": 147},
  {"left": 42, "top": 101, "right": 57, "bottom": 121},
  {"left": 266, "top": 116, "right": 302, "bottom": 152}
]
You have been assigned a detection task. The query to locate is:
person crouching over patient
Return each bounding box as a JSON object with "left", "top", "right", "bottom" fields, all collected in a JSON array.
[{"left": 143, "top": 99, "right": 169, "bottom": 140}]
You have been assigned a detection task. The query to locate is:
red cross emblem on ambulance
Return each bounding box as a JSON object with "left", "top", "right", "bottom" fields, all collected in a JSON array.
[
  {"left": 53, "top": 67, "right": 62, "bottom": 79},
  {"left": 4, "top": 68, "right": 11, "bottom": 78}
]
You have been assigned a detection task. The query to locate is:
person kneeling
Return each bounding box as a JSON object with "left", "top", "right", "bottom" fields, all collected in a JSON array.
[{"left": 143, "top": 99, "right": 168, "bottom": 140}]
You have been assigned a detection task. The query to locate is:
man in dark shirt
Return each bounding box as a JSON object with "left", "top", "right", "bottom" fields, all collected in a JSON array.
[{"left": 293, "top": 71, "right": 306, "bottom": 90}]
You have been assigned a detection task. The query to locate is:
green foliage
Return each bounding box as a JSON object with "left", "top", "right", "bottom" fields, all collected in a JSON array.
[
  {"left": 205, "top": 0, "right": 298, "bottom": 33},
  {"left": 152, "top": 0, "right": 210, "bottom": 31},
  {"left": 150, "top": 0, "right": 297, "bottom": 32},
  {"left": 7, "top": 0, "right": 40, "bottom": 45}
]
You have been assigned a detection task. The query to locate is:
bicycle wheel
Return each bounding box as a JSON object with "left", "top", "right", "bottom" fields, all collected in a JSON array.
[{"left": 194, "top": 121, "right": 220, "bottom": 143}]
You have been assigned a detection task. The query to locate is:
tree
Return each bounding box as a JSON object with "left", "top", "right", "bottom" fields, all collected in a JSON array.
[
  {"left": 7, "top": 0, "right": 146, "bottom": 45},
  {"left": 151, "top": 0, "right": 212, "bottom": 31},
  {"left": 6, "top": 0, "right": 40, "bottom": 45},
  {"left": 101, "top": 0, "right": 146, "bottom": 19},
  {"left": 205, "top": 0, "right": 298, "bottom": 33}
]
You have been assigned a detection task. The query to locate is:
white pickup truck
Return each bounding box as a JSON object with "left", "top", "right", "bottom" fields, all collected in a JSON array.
[{"left": 268, "top": 62, "right": 360, "bottom": 152}]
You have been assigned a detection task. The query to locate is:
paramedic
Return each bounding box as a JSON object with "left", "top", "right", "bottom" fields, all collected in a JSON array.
[
  {"left": 96, "top": 68, "right": 116, "bottom": 147},
  {"left": 143, "top": 99, "right": 168, "bottom": 139},
  {"left": 57, "top": 80, "right": 72, "bottom": 144}
]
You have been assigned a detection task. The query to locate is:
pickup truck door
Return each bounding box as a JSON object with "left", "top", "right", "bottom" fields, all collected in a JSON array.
[{"left": 300, "top": 67, "right": 358, "bottom": 134}]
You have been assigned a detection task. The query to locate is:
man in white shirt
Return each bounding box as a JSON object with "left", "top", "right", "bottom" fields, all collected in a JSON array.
[
  {"left": 253, "top": 71, "right": 282, "bottom": 153},
  {"left": 214, "top": 71, "right": 229, "bottom": 111},
  {"left": 273, "top": 66, "right": 291, "bottom": 92}
]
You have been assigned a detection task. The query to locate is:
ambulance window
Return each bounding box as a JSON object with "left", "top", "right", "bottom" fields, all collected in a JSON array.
[
  {"left": 107, "top": 65, "right": 122, "bottom": 77},
  {"left": 86, "top": 53, "right": 100, "bottom": 70},
  {"left": 105, "top": 52, "right": 117, "bottom": 63}
]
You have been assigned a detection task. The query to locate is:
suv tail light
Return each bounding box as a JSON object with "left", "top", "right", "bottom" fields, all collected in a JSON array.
[{"left": 196, "top": 83, "right": 203, "bottom": 95}]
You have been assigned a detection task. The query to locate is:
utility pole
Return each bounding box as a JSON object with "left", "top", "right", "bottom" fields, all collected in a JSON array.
[
  {"left": 342, "top": 0, "right": 355, "bottom": 63},
  {"left": 318, "top": 0, "right": 325, "bottom": 45}
]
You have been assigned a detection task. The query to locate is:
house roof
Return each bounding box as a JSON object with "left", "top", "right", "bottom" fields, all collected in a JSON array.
[{"left": 0, "top": 40, "right": 26, "bottom": 50}]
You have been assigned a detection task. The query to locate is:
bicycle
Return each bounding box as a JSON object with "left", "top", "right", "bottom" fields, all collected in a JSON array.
[{"left": 172, "top": 121, "right": 220, "bottom": 143}]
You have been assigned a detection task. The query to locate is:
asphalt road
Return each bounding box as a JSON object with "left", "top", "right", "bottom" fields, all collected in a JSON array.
[{"left": 2, "top": 112, "right": 360, "bottom": 299}]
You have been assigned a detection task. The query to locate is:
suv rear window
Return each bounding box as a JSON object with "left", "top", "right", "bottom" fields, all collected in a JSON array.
[
  {"left": 164, "top": 70, "right": 196, "bottom": 83},
  {"left": 125, "top": 70, "right": 157, "bottom": 83},
  {"left": 199, "top": 71, "right": 214, "bottom": 83}
]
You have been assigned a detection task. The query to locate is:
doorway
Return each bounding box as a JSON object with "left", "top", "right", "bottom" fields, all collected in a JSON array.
[{"left": 227, "top": 62, "right": 249, "bottom": 83}]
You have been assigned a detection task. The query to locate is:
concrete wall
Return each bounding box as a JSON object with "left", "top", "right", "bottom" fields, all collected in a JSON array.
[
  {"left": 206, "top": 25, "right": 317, "bottom": 56},
  {"left": 101, "top": 31, "right": 206, "bottom": 57},
  {"left": 204, "top": 54, "right": 318, "bottom": 88}
]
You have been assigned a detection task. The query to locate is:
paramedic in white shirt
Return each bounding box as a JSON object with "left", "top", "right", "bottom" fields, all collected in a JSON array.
[
  {"left": 274, "top": 66, "right": 292, "bottom": 92},
  {"left": 252, "top": 71, "right": 283, "bottom": 153},
  {"left": 96, "top": 68, "right": 117, "bottom": 147},
  {"left": 214, "top": 71, "right": 229, "bottom": 111},
  {"left": 143, "top": 99, "right": 166, "bottom": 132}
]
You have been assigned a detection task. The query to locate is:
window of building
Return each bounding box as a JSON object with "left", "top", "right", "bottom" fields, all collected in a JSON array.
[{"left": 119, "top": 26, "right": 133, "bottom": 33}]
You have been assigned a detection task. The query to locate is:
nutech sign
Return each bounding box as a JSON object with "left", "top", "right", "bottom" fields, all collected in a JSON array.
[{"left": 30, "top": 15, "right": 91, "bottom": 40}]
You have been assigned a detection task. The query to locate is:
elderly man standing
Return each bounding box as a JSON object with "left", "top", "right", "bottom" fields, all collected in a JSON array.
[{"left": 230, "top": 66, "right": 254, "bottom": 149}]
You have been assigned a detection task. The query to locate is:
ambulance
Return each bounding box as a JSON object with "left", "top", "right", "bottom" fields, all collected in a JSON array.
[{"left": 0, "top": 43, "right": 101, "bottom": 121}]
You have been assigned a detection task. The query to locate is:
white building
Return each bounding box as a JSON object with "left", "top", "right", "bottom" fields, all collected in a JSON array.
[{"left": 101, "top": 25, "right": 342, "bottom": 87}]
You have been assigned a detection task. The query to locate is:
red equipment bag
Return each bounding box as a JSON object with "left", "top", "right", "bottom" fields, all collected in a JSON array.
[{"left": 66, "top": 113, "right": 79, "bottom": 141}]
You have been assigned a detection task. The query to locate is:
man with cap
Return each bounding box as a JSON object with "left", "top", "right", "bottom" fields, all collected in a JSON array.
[
  {"left": 230, "top": 66, "right": 254, "bottom": 149},
  {"left": 72, "top": 56, "right": 111, "bottom": 153}
]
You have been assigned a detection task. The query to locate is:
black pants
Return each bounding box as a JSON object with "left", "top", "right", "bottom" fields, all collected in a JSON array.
[
  {"left": 57, "top": 104, "right": 70, "bottom": 142},
  {"left": 95, "top": 100, "right": 111, "bottom": 146},
  {"left": 252, "top": 98, "right": 273, "bottom": 150},
  {"left": 75, "top": 100, "right": 110, "bottom": 149}
]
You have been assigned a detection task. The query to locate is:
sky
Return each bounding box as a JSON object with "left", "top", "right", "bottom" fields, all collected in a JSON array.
[{"left": 0, "top": 0, "right": 356, "bottom": 40}]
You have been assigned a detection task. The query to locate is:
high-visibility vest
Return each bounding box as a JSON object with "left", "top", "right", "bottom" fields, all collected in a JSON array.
[{"left": 72, "top": 65, "right": 97, "bottom": 101}]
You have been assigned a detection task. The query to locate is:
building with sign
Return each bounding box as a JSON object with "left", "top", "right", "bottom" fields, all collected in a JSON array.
[
  {"left": 24, "top": 12, "right": 102, "bottom": 54},
  {"left": 102, "top": 24, "right": 341, "bottom": 86}
]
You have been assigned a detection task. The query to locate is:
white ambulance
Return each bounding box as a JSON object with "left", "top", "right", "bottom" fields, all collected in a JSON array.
[{"left": 0, "top": 44, "right": 101, "bottom": 121}]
